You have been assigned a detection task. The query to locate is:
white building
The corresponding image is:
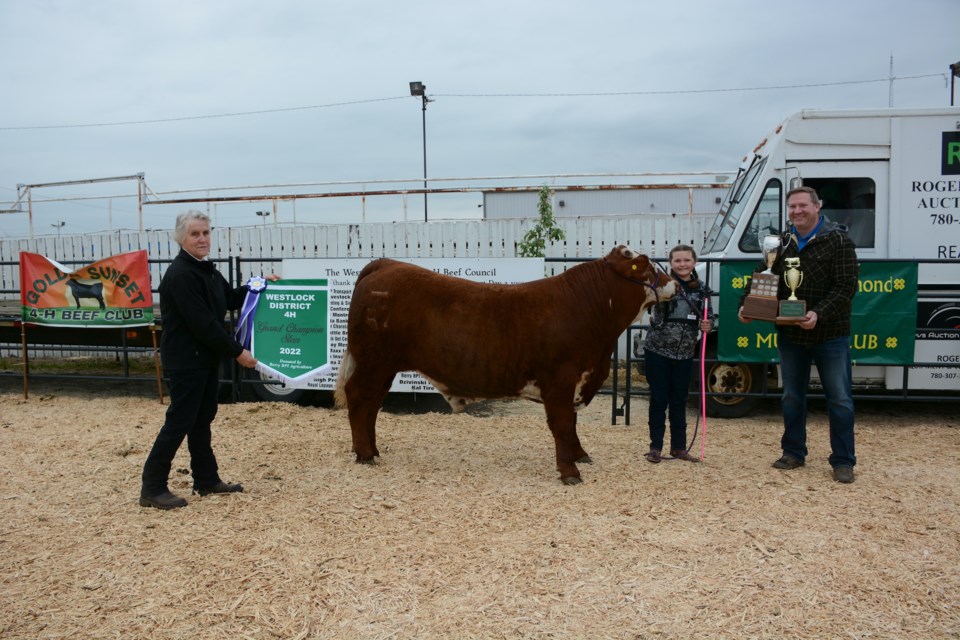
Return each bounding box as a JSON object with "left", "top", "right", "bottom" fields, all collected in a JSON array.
[{"left": 482, "top": 184, "right": 729, "bottom": 219}]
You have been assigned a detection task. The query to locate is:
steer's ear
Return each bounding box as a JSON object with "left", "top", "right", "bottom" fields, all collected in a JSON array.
[{"left": 629, "top": 253, "right": 652, "bottom": 279}]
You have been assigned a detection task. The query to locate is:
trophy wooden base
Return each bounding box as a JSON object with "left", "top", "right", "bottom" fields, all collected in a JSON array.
[
  {"left": 777, "top": 299, "right": 807, "bottom": 324},
  {"left": 741, "top": 295, "right": 779, "bottom": 322},
  {"left": 743, "top": 297, "right": 810, "bottom": 325}
]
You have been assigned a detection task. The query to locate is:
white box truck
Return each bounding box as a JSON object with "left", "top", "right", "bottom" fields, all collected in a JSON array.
[{"left": 697, "top": 107, "right": 960, "bottom": 417}]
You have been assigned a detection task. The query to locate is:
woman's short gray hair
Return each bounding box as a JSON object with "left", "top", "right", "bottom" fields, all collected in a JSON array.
[{"left": 174, "top": 210, "right": 211, "bottom": 243}]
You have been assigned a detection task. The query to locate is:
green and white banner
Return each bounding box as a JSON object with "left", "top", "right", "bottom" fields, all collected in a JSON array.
[
  {"left": 246, "top": 279, "right": 333, "bottom": 386},
  {"left": 718, "top": 262, "right": 918, "bottom": 365}
]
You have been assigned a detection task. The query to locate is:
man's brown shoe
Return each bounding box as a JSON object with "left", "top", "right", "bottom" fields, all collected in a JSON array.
[
  {"left": 833, "top": 466, "right": 855, "bottom": 483},
  {"left": 644, "top": 449, "right": 662, "bottom": 464},
  {"left": 196, "top": 481, "right": 244, "bottom": 497},
  {"left": 139, "top": 491, "right": 187, "bottom": 510},
  {"left": 772, "top": 455, "right": 804, "bottom": 470}
]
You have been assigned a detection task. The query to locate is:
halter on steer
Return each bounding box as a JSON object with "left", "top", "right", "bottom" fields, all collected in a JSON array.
[{"left": 601, "top": 257, "right": 669, "bottom": 304}]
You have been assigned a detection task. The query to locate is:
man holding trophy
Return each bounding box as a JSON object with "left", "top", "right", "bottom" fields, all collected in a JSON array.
[{"left": 739, "top": 186, "right": 860, "bottom": 483}]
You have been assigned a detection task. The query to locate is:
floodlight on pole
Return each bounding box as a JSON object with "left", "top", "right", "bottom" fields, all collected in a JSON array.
[
  {"left": 951, "top": 60, "right": 960, "bottom": 106},
  {"left": 255, "top": 210, "right": 271, "bottom": 226},
  {"left": 409, "top": 81, "right": 432, "bottom": 222},
  {"left": 51, "top": 220, "right": 65, "bottom": 238}
]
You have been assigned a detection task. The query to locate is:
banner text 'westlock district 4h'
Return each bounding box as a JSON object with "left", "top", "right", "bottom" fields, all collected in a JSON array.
[
  {"left": 239, "top": 278, "right": 334, "bottom": 389},
  {"left": 19, "top": 251, "right": 154, "bottom": 327}
]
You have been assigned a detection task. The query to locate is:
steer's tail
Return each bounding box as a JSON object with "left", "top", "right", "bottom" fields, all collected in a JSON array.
[{"left": 333, "top": 349, "right": 355, "bottom": 409}]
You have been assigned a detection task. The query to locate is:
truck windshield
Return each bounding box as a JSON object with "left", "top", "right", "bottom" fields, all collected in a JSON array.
[
  {"left": 702, "top": 155, "right": 767, "bottom": 254},
  {"left": 738, "top": 179, "right": 783, "bottom": 252}
]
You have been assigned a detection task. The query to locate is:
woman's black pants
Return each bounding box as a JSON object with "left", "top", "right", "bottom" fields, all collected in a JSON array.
[{"left": 141, "top": 367, "right": 222, "bottom": 497}]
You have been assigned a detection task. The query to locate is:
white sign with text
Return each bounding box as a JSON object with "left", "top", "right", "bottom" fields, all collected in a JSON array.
[{"left": 279, "top": 257, "right": 546, "bottom": 392}]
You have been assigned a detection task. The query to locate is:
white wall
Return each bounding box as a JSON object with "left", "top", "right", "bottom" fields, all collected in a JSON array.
[{"left": 1, "top": 214, "right": 713, "bottom": 300}]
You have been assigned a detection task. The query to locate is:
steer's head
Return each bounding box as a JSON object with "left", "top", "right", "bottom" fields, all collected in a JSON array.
[{"left": 603, "top": 245, "right": 676, "bottom": 321}]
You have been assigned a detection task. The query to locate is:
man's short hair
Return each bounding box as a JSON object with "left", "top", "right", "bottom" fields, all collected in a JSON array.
[{"left": 786, "top": 186, "right": 820, "bottom": 205}]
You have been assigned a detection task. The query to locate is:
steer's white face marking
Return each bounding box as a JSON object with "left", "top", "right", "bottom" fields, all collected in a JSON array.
[
  {"left": 634, "top": 278, "right": 676, "bottom": 323},
  {"left": 630, "top": 261, "right": 676, "bottom": 324}
]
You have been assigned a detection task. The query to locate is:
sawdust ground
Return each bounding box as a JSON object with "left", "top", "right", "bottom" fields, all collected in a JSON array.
[{"left": 0, "top": 378, "right": 958, "bottom": 639}]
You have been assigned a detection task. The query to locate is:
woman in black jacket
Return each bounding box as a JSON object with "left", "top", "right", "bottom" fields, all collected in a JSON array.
[{"left": 140, "top": 210, "right": 276, "bottom": 510}]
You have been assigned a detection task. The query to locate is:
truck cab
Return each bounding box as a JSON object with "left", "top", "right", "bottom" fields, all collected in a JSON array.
[{"left": 698, "top": 107, "right": 960, "bottom": 417}]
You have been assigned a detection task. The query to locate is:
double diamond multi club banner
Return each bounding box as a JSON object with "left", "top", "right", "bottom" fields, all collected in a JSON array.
[{"left": 718, "top": 261, "right": 918, "bottom": 365}]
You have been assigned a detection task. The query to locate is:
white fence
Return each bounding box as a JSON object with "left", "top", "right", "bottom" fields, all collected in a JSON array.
[{"left": 0, "top": 213, "right": 712, "bottom": 300}]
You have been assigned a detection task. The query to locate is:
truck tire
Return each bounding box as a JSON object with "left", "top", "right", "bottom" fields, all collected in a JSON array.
[
  {"left": 635, "top": 345, "right": 762, "bottom": 418},
  {"left": 247, "top": 368, "right": 310, "bottom": 404},
  {"left": 699, "top": 344, "right": 765, "bottom": 418}
]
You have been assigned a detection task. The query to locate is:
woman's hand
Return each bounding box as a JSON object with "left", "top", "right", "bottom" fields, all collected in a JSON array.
[{"left": 236, "top": 349, "right": 257, "bottom": 368}]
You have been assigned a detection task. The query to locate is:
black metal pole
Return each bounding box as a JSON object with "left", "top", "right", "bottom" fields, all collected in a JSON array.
[
  {"left": 421, "top": 95, "right": 428, "bottom": 222},
  {"left": 951, "top": 61, "right": 960, "bottom": 106}
]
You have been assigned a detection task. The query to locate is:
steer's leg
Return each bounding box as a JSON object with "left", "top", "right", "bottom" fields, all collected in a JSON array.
[
  {"left": 345, "top": 364, "right": 394, "bottom": 463},
  {"left": 542, "top": 387, "right": 590, "bottom": 485}
]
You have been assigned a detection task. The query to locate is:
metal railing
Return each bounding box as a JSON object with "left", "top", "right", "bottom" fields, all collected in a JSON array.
[{"left": 2, "top": 256, "right": 958, "bottom": 422}]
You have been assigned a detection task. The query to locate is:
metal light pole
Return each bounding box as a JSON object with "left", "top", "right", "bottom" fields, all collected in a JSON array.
[
  {"left": 255, "top": 210, "right": 271, "bottom": 226},
  {"left": 409, "top": 81, "right": 432, "bottom": 222},
  {"left": 951, "top": 61, "right": 960, "bottom": 106},
  {"left": 51, "top": 221, "right": 65, "bottom": 237}
]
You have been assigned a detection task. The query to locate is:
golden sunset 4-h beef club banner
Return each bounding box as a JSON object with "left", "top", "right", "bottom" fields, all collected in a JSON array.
[
  {"left": 718, "top": 261, "right": 918, "bottom": 365},
  {"left": 19, "top": 250, "right": 154, "bottom": 327}
]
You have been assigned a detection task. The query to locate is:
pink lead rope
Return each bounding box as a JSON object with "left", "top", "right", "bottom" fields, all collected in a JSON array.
[{"left": 699, "top": 298, "right": 709, "bottom": 461}]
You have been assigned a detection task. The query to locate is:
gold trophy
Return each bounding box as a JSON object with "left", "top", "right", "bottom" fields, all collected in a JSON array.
[
  {"left": 740, "top": 235, "right": 782, "bottom": 322},
  {"left": 777, "top": 257, "right": 807, "bottom": 322}
]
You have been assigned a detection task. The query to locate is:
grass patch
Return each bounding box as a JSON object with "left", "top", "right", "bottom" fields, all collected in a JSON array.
[{"left": 0, "top": 356, "right": 158, "bottom": 375}]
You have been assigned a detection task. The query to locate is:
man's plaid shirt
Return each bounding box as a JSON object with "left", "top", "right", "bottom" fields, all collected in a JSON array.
[{"left": 747, "top": 219, "right": 859, "bottom": 346}]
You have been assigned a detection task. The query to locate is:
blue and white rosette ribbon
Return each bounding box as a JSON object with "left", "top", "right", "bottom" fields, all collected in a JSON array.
[{"left": 235, "top": 276, "right": 268, "bottom": 350}]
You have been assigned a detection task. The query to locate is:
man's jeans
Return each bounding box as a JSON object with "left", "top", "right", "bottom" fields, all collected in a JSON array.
[{"left": 778, "top": 334, "right": 856, "bottom": 468}]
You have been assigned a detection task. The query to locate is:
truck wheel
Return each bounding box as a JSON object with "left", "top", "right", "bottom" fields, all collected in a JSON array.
[
  {"left": 247, "top": 368, "right": 309, "bottom": 404},
  {"left": 702, "top": 359, "right": 764, "bottom": 419}
]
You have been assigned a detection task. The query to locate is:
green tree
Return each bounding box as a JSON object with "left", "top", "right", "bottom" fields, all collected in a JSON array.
[{"left": 518, "top": 185, "right": 565, "bottom": 257}]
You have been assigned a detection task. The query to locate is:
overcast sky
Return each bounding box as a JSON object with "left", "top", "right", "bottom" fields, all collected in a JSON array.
[{"left": 1, "top": 0, "right": 957, "bottom": 237}]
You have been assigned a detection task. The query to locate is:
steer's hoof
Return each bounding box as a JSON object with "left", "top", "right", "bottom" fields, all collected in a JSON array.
[
  {"left": 355, "top": 456, "right": 377, "bottom": 465},
  {"left": 560, "top": 475, "right": 583, "bottom": 485},
  {"left": 577, "top": 455, "right": 594, "bottom": 464}
]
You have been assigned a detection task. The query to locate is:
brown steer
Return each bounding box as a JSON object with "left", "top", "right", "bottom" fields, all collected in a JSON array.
[{"left": 334, "top": 245, "right": 675, "bottom": 484}]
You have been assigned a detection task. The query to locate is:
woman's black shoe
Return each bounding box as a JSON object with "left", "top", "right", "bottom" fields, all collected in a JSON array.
[
  {"left": 139, "top": 491, "right": 188, "bottom": 510},
  {"left": 195, "top": 481, "right": 244, "bottom": 496}
]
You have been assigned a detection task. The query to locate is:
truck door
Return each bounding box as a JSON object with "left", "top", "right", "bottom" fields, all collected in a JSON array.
[{"left": 786, "top": 161, "right": 888, "bottom": 256}]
